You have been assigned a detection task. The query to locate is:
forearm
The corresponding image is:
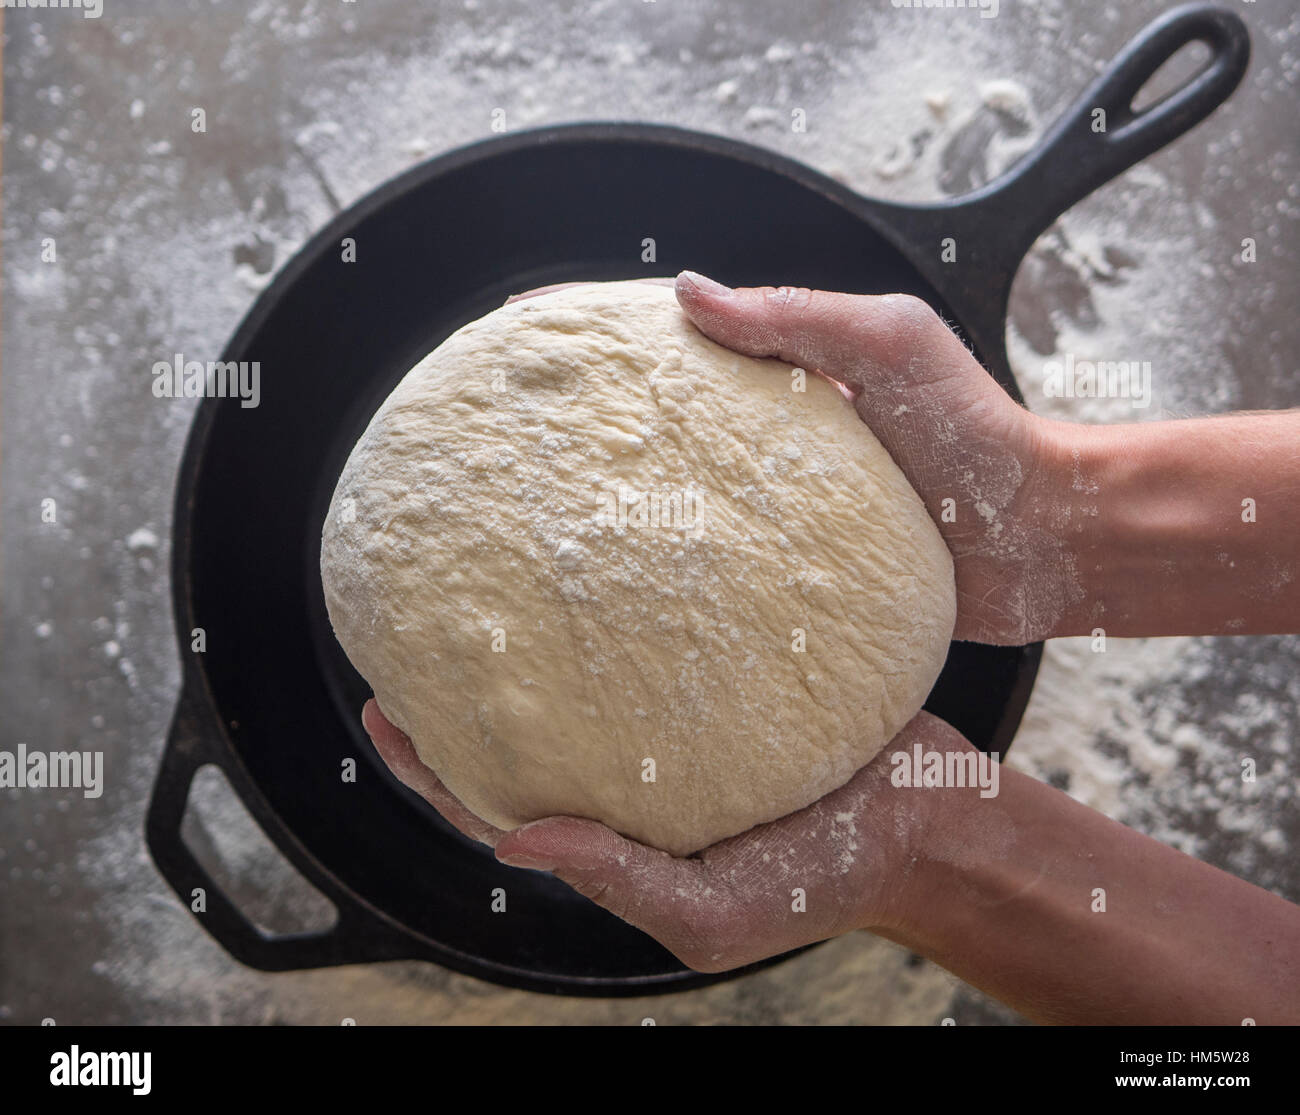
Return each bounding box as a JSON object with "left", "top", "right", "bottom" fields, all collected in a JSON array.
[
  {"left": 1041, "top": 411, "right": 1300, "bottom": 638},
  {"left": 875, "top": 763, "right": 1300, "bottom": 1025}
]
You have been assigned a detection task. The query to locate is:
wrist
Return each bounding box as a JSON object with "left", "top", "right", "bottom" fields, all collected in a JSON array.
[
  {"left": 1022, "top": 415, "right": 1168, "bottom": 639},
  {"left": 986, "top": 412, "right": 1099, "bottom": 643},
  {"left": 1033, "top": 417, "right": 1248, "bottom": 638},
  {"left": 860, "top": 714, "right": 988, "bottom": 939}
]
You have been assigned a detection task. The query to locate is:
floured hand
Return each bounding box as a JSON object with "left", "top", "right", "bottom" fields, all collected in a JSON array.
[
  {"left": 674, "top": 272, "right": 1078, "bottom": 645},
  {"left": 363, "top": 698, "right": 973, "bottom": 973}
]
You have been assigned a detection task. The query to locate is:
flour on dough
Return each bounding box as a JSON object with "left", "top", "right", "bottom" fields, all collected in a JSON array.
[{"left": 320, "top": 282, "right": 955, "bottom": 855}]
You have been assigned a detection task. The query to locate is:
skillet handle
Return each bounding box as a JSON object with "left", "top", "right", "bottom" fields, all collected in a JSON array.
[
  {"left": 984, "top": 2, "right": 1249, "bottom": 250},
  {"left": 146, "top": 685, "right": 414, "bottom": 971},
  {"left": 875, "top": 3, "right": 1249, "bottom": 381}
]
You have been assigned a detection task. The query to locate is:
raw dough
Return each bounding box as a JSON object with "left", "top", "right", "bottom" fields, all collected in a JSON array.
[{"left": 320, "top": 282, "right": 955, "bottom": 855}]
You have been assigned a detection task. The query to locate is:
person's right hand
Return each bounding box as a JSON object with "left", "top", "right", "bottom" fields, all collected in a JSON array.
[
  {"left": 674, "top": 272, "right": 1076, "bottom": 646},
  {"left": 365, "top": 696, "right": 976, "bottom": 974}
]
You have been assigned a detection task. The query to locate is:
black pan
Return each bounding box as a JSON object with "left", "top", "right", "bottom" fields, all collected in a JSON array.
[{"left": 147, "top": 4, "right": 1249, "bottom": 995}]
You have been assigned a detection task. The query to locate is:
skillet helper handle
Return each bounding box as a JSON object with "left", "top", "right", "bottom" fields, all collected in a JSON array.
[
  {"left": 991, "top": 3, "right": 1249, "bottom": 249},
  {"left": 146, "top": 686, "right": 412, "bottom": 971}
]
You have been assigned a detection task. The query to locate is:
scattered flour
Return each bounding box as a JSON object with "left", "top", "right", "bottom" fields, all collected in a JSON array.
[{"left": 3, "top": 0, "right": 1295, "bottom": 1025}]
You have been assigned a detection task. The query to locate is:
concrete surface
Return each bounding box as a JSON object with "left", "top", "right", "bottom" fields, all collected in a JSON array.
[{"left": 2, "top": 0, "right": 1296, "bottom": 1024}]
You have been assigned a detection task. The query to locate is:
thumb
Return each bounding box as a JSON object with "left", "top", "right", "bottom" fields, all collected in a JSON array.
[{"left": 673, "top": 270, "right": 960, "bottom": 394}]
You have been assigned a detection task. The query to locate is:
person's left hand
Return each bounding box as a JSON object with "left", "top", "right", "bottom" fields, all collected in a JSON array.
[{"left": 362, "top": 699, "right": 975, "bottom": 972}]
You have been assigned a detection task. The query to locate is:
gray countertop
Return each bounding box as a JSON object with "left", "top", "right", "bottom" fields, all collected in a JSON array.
[{"left": 2, "top": 0, "right": 1296, "bottom": 1024}]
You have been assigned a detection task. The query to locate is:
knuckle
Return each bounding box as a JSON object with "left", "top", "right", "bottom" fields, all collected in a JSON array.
[
  {"left": 845, "top": 292, "right": 948, "bottom": 371},
  {"left": 571, "top": 876, "right": 616, "bottom": 908},
  {"left": 671, "top": 905, "right": 745, "bottom": 974},
  {"left": 880, "top": 292, "right": 940, "bottom": 338},
  {"left": 569, "top": 874, "right": 644, "bottom": 924},
  {"left": 673, "top": 935, "right": 729, "bottom": 974},
  {"left": 759, "top": 284, "right": 815, "bottom": 316}
]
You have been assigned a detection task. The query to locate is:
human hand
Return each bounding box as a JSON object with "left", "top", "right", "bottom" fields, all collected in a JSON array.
[
  {"left": 366, "top": 692, "right": 1300, "bottom": 1022},
  {"left": 672, "top": 272, "right": 1080, "bottom": 645},
  {"left": 363, "top": 698, "right": 976, "bottom": 972}
]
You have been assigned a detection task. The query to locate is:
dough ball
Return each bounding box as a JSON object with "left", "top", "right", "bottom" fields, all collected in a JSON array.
[{"left": 320, "top": 281, "right": 955, "bottom": 856}]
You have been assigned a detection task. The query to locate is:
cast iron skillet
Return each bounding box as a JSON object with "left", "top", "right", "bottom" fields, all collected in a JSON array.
[{"left": 147, "top": 5, "right": 1248, "bottom": 995}]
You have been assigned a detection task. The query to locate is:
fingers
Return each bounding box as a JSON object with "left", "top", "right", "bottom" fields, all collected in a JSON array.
[
  {"left": 361, "top": 699, "right": 504, "bottom": 847},
  {"left": 365, "top": 694, "right": 977, "bottom": 974},
  {"left": 493, "top": 815, "right": 745, "bottom": 971},
  {"left": 672, "top": 270, "right": 1039, "bottom": 539},
  {"left": 492, "top": 803, "right": 867, "bottom": 973},
  {"left": 501, "top": 713, "right": 978, "bottom": 972},
  {"left": 504, "top": 277, "right": 676, "bottom": 305},
  {"left": 672, "top": 270, "right": 1021, "bottom": 440}
]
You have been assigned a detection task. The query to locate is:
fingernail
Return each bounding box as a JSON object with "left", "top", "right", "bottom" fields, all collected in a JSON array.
[
  {"left": 677, "top": 270, "right": 732, "bottom": 298},
  {"left": 497, "top": 852, "right": 556, "bottom": 872}
]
